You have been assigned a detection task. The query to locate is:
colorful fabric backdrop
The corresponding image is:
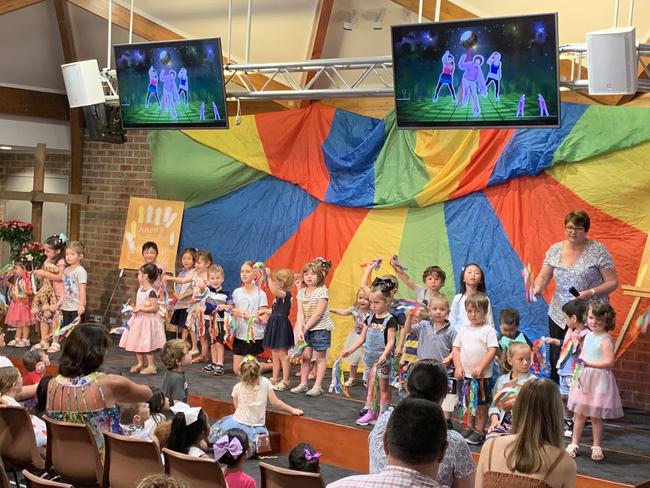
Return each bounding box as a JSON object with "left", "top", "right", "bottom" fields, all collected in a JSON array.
[{"left": 149, "top": 102, "right": 650, "bottom": 360}]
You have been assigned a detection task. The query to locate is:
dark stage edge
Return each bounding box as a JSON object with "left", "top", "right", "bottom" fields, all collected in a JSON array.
[{"left": 4, "top": 338, "right": 650, "bottom": 486}]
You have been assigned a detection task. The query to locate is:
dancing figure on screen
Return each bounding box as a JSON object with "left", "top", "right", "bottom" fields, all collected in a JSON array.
[
  {"left": 458, "top": 53, "right": 487, "bottom": 117},
  {"left": 432, "top": 51, "right": 457, "bottom": 102},
  {"left": 178, "top": 68, "right": 189, "bottom": 105},
  {"left": 161, "top": 69, "right": 178, "bottom": 120},
  {"left": 145, "top": 66, "right": 160, "bottom": 107},
  {"left": 538, "top": 93, "right": 549, "bottom": 117},
  {"left": 485, "top": 52, "right": 502, "bottom": 100},
  {"left": 212, "top": 102, "right": 221, "bottom": 120},
  {"left": 199, "top": 102, "right": 205, "bottom": 121},
  {"left": 516, "top": 94, "right": 526, "bottom": 117}
]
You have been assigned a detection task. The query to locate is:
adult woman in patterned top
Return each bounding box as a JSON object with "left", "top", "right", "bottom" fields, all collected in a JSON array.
[{"left": 533, "top": 210, "right": 618, "bottom": 381}]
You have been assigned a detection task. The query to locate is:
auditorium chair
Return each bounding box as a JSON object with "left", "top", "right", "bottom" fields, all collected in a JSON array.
[
  {"left": 259, "top": 462, "right": 325, "bottom": 488},
  {"left": 162, "top": 448, "right": 226, "bottom": 488},
  {"left": 22, "top": 469, "right": 74, "bottom": 488},
  {"left": 0, "top": 406, "right": 45, "bottom": 486},
  {"left": 102, "top": 431, "right": 164, "bottom": 488}
]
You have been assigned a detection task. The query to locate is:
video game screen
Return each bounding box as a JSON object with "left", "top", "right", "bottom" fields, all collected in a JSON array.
[
  {"left": 114, "top": 38, "right": 228, "bottom": 129},
  {"left": 392, "top": 13, "right": 560, "bottom": 129}
]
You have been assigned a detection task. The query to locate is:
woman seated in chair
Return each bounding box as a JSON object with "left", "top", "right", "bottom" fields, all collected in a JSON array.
[{"left": 46, "top": 323, "right": 152, "bottom": 454}]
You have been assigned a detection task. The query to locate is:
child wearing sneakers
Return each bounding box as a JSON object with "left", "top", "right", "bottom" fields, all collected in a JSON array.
[
  {"left": 452, "top": 292, "right": 498, "bottom": 445},
  {"left": 202, "top": 265, "right": 231, "bottom": 376}
]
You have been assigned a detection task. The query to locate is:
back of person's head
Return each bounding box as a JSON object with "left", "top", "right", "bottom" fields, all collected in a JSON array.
[
  {"left": 119, "top": 403, "right": 140, "bottom": 424},
  {"left": 154, "top": 420, "right": 173, "bottom": 449},
  {"left": 464, "top": 292, "right": 489, "bottom": 314},
  {"left": 167, "top": 408, "right": 209, "bottom": 455},
  {"left": 273, "top": 268, "right": 295, "bottom": 291},
  {"left": 22, "top": 349, "right": 41, "bottom": 372},
  {"left": 499, "top": 308, "right": 520, "bottom": 328},
  {"left": 406, "top": 359, "right": 447, "bottom": 404},
  {"left": 288, "top": 443, "right": 321, "bottom": 473},
  {"left": 136, "top": 474, "right": 188, "bottom": 488},
  {"left": 148, "top": 387, "right": 167, "bottom": 416},
  {"left": 59, "top": 323, "right": 110, "bottom": 378},
  {"left": 161, "top": 339, "right": 189, "bottom": 371},
  {"left": 0, "top": 367, "right": 20, "bottom": 395},
  {"left": 562, "top": 299, "right": 587, "bottom": 323},
  {"left": 34, "top": 375, "right": 53, "bottom": 417},
  {"left": 140, "top": 263, "right": 159, "bottom": 283},
  {"left": 240, "top": 355, "right": 261, "bottom": 386},
  {"left": 507, "top": 378, "right": 564, "bottom": 474},
  {"left": 385, "top": 398, "right": 447, "bottom": 465},
  {"left": 213, "top": 428, "right": 249, "bottom": 466}
]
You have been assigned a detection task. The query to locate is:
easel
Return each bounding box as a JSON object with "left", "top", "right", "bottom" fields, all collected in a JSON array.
[{"left": 614, "top": 231, "right": 650, "bottom": 355}]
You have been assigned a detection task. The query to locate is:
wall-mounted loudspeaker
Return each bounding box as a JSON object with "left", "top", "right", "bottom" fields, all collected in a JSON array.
[
  {"left": 587, "top": 27, "right": 638, "bottom": 95},
  {"left": 61, "top": 59, "right": 106, "bottom": 108}
]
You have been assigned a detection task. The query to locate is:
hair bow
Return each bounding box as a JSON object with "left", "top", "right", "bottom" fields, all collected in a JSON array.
[
  {"left": 304, "top": 448, "right": 321, "bottom": 461},
  {"left": 58, "top": 233, "right": 68, "bottom": 243},
  {"left": 371, "top": 277, "right": 395, "bottom": 292},
  {"left": 498, "top": 332, "right": 527, "bottom": 350},
  {"left": 213, "top": 435, "right": 243, "bottom": 459},
  {"left": 169, "top": 402, "right": 201, "bottom": 425},
  {"left": 242, "top": 354, "right": 257, "bottom": 364}
]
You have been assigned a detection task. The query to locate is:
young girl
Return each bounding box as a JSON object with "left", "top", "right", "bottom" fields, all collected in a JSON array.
[
  {"left": 32, "top": 234, "right": 66, "bottom": 351},
  {"left": 214, "top": 429, "right": 256, "bottom": 488},
  {"left": 566, "top": 301, "right": 623, "bottom": 461},
  {"left": 291, "top": 258, "right": 333, "bottom": 397},
  {"left": 449, "top": 263, "right": 494, "bottom": 330},
  {"left": 5, "top": 261, "right": 36, "bottom": 348},
  {"left": 170, "top": 248, "right": 196, "bottom": 344},
  {"left": 289, "top": 443, "right": 321, "bottom": 473},
  {"left": 167, "top": 402, "right": 210, "bottom": 458},
  {"left": 262, "top": 268, "right": 295, "bottom": 391},
  {"left": 144, "top": 387, "right": 169, "bottom": 434},
  {"left": 210, "top": 356, "right": 303, "bottom": 454},
  {"left": 487, "top": 342, "right": 535, "bottom": 438},
  {"left": 342, "top": 279, "right": 398, "bottom": 426},
  {"left": 119, "top": 263, "right": 167, "bottom": 374},
  {"left": 331, "top": 288, "right": 371, "bottom": 387},
  {"left": 231, "top": 261, "right": 269, "bottom": 375}
]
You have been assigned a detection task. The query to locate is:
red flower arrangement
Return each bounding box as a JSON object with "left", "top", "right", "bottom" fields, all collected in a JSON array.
[
  {"left": 21, "top": 242, "right": 45, "bottom": 269},
  {"left": 0, "top": 220, "right": 34, "bottom": 262}
]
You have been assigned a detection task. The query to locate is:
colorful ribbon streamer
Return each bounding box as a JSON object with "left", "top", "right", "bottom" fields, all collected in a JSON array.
[
  {"left": 328, "top": 357, "right": 349, "bottom": 397},
  {"left": 637, "top": 309, "right": 650, "bottom": 335},
  {"left": 289, "top": 341, "right": 308, "bottom": 364},
  {"left": 368, "top": 364, "right": 381, "bottom": 414},
  {"left": 492, "top": 380, "right": 520, "bottom": 411},
  {"left": 391, "top": 255, "right": 408, "bottom": 273},
  {"left": 52, "top": 315, "right": 81, "bottom": 339},
  {"left": 556, "top": 337, "right": 576, "bottom": 369},
  {"left": 360, "top": 258, "right": 382, "bottom": 270},
  {"left": 531, "top": 338, "right": 548, "bottom": 375},
  {"left": 461, "top": 378, "right": 479, "bottom": 424},
  {"left": 572, "top": 358, "right": 584, "bottom": 388},
  {"left": 521, "top": 264, "right": 537, "bottom": 303},
  {"left": 393, "top": 298, "right": 425, "bottom": 314},
  {"left": 253, "top": 262, "right": 268, "bottom": 284}
]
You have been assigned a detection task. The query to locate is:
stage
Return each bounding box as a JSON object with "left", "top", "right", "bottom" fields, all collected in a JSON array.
[{"left": 4, "top": 337, "right": 650, "bottom": 487}]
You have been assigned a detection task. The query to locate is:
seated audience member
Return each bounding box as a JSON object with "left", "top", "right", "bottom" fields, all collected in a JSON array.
[
  {"left": 289, "top": 443, "right": 321, "bottom": 473},
  {"left": 136, "top": 474, "right": 188, "bottom": 488},
  {"left": 144, "top": 387, "right": 169, "bottom": 434},
  {"left": 329, "top": 398, "right": 448, "bottom": 487},
  {"left": 120, "top": 402, "right": 154, "bottom": 440},
  {"left": 154, "top": 420, "right": 173, "bottom": 449},
  {"left": 167, "top": 402, "right": 210, "bottom": 458},
  {"left": 33, "top": 375, "right": 53, "bottom": 418},
  {"left": 369, "top": 359, "right": 474, "bottom": 488},
  {"left": 214, "top": 428, "right": 256, "bottom": 488},
  {"left": 475, "top": 378, "right": 577, "bottom": 488}
]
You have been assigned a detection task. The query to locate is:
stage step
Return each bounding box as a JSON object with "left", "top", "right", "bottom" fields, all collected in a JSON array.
[{"left": 267, "top": 431, "right": 281, "bottom": 454}]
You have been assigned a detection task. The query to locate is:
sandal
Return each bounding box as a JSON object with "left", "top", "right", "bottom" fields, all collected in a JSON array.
[
  {"left": 591, "top": 446, "right": 605, "bottom": 461},
  {"left": 566, "top": 443, "right": 579, "bottom": 458},
  {"left": 270, "top": 377, "right": 281, "bottom": 385},
  {"left": 130, "top": 364, "right": 144, "bottom": 373},
  {"left": 7, "top": 339, "right": 18, "bottom": 347},
  {"left": 47, "top": 343, "right": 61, "bottom": 353},
  {"left": 273, "top": 380, "right": 289, "bottom": 391},
  {"left": 34, "top": 342, "right": 49, "bottom": 350},
  {"left": 140, "top": 366, "right": 157, "bottom": 375}
]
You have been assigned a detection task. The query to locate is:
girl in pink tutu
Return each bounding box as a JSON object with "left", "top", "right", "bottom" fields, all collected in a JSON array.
[
  {"left": 120, "top": 263, "right": 167, "bottom": 375},
  {"left": 566, "top": 301, "right": 622, "bottom": 461},
  {"left": 5, "top": 261, "right": 36, "bottom": 347}
]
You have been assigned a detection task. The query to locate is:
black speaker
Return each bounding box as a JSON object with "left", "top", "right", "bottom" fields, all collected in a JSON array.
[{"left": 82, "top": 103, "right": 127, "bottom": 144}]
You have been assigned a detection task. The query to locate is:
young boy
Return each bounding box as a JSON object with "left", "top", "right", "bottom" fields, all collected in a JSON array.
[
  {"left": 161, "top": 339, "right": 192, "bottom": 405},
  {"left": 50, "top": 241, "right": 86, "bottom": 353},
  {"left": 498, "top": 308, "right": 533, "bottom": 353},
  {"left": 545, "top": 299, "right": 588, "bottom": 438},
  {"left": 397, "top": 292, "right": 457, "bottom": 429},
  {"left": 390, "top": 258, "right": 446, "bottom": 307},
  {"left": 119, "top": 402, "right": 153, "bottom": 440},
  {"left": 452, "top": 292, "right": 498, "bottom": 445},
  {"left": 202, "top": 264, "right": 232, "bottom": 376}
]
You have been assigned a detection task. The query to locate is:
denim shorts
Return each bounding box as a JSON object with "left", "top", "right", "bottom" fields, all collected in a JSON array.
[
  {"left": 305, "top": 329, "right": 331, "bottom": 352},
  {"left": 559, "top": 375, "right": 572, "bottom": 397}
]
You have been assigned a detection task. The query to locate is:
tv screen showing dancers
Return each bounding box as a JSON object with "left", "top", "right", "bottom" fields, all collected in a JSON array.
[
  {"left": 391, "top": 13, "right": 560, "bottom": 129},
  {"left": 114, "top": 38, "right": 228, "bottom": 129}
]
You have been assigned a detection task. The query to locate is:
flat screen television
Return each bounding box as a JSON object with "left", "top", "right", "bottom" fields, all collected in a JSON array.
[
  {"left": 113, "top": 38, "right": 228, "bottom": 129},
  {"left": 391, "top": 13, "right": 560, "bottom": 129}
]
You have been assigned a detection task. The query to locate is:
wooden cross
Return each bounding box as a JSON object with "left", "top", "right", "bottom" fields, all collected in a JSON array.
[{"left": 0, "top": 143, "right": 88, "bottom": 241}]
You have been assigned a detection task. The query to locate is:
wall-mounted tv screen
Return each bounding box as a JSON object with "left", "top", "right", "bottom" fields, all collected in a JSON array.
[
  {"left": 391, "top": 13, "right": 560, "bottom": 129},
  {"left": 114, "top": 38, "right": 228, "bottom": 129}
]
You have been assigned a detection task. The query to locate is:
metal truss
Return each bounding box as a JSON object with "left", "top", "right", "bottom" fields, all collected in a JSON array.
[{"left": 224, "top": 56, "right": 394, "bottom": 100}]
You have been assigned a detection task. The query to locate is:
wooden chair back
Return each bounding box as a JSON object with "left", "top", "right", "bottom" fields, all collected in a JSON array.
[
  {"left": 162, "top": 448, "right": 226, "bottom": 488},
  {"left": 22, "top": 469, "right": 74, "bottom": 488},
  {"left": 259, "top": 462, "right": 325, "bottom": 488},
  {"left": 0, "top": 406, "right": 45, "bottom": 471},
  {"left": 102, "top": 431, "right": 164, "bottom": 488}
]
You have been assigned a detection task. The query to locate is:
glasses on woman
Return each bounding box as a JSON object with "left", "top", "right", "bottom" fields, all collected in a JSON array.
[{"left": 565, "top": 225, "right": 585, "bottom": 233}]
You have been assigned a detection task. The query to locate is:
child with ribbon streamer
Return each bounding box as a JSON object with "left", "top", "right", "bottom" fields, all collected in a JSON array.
[
  {"left": 390, "top": 257, "right": 447, "bottom": 306},
  {"left": 452, "top": 292, "right": 498, "bottom": 445},
  {"left": 487, "top": 342, "right": 534, "bottom": 438},
  {"left": 289, "top": 443, "right": 321, "bottom": 473},
  {"left": 449, "top": 263, "right": 494, "bottom": 330},
  {"left": 214, "top": 429, "right": 256, "bottom": 488},
  {"left": 545, "top": 299, "right": 588, "bottom": 438},
  {"left": 498, "top": 308, "right": 533, "bottom": 353},
  {"left": 202, "top": 264, "right": 232, "bottom": 376},
  {"left": 169, "top": 247, "right": 196, "bottom": 345},
  {"left": 141, "top": 241, "right": 169, "bottom": 328},
  {"left": 291, "top": 258, "right": 334, "bottom": 397},
  {"left": 330, "top": 288, "right": 371, "bottom": 387},
  {"left": 566, "top": 301, "right": 623, "bottom": 461},
  {"left": 32, "top": 233, "right": 66, "bottom": 351},
  {"left": 342, "top": 278, "right": 398, "bottom": 426},
  {"left": 120, "top": 263, "right": 167, "bottom": 375},
  {"left": 4, "top": 261, "right": 35, "bottom": 347},
  {"left": 263, "top": 268, "right": 295, "bottom": 391},
  {"left": 167, "top": 402, "right": 210, "bottom": 458},
  {"left": 53, "top": 240, "right": 87, "bottom": 353}
]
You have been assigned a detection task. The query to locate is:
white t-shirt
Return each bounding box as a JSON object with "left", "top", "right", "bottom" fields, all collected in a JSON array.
[
  {"left": 232, "top": 377, "right": 272, "bottom": 427},
  {"left": 449, "top": 293, "right": 494, "bottom": 330},
  {"left": 62, "top": 265, "right": 87, "bottom": 311},
  {"left": 232, "top": 287, "right": 268, "bottom": 341},
  {"left": 453, "top": 323, "right": 499, "bottom": 378}
]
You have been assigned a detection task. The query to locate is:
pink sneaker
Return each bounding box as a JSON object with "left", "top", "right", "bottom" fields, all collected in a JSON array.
[{"left": 355, "top": 411, "right": 378, "bottom": 426}]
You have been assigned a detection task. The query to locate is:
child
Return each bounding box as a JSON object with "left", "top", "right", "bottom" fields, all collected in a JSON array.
[
  {"left": 170, "top": 248, "right": 196, "bottom": 344},
  {"left": 342, "top": 278, "right": 398, "bottom": 425},
  {"left": 142, "top": 241, "right": 165, "bottom": 291},
  {"left": 262, "top": 268, "right": 295, "bottom": 390},
  {"left": 487, "top": 342, "right": 534, "bottom": 437},
  {"left": 167, "top": 402, "right": 210, "bottom": 458},
  {"left": 120, "top": 402, "right": 153, "bottom": 440},
  {"left": 22, "top": 349, "right": 49, "bottom": 387},
  {"left": 331, "top": 288, "right": 371, "bottom": 387},
  {"left": 288, "top": 443, "right": 321, "bottom": 473},
  {"left": 144, "top": 387, "right": 169, "bottom": 434},
  {"left": 210, "top": 356, "right": 303, "bottom": 454},
  {"left": 202, "top": 264, "right": 231, "bottom": 375},
  {"left": 545, "top": 299, "right": 588, "bottom": 438},
  {"left": 452, "top": 292, "right": 498, "bottom": 445},
  {"left": 291, "top": 258, "right": 334, "bottom": 397},
  {"left": 566, "top": 301, "right": 623, "bottom": 461},
  {"left": 32, "top": 234, "right": 66, "bottom": 351},
  {"left": 5, "top": 261, "right": 36, "bottom": 348},
  {"left": 213, "top": 429, "right": 256, "bottom": 488},
  {"left": 120, "top": 263, "right": 167, "bottom": 375},
  {"left": 53, "top": 240, "right": 87, "bottom": 352},
  {"left": 390, "top": 258, "right": 447, "bottom": 306},
  {"left": 161, "top": 339, "right": 192, "bottom": 405},
  {"left": 449, "top": 263, "right": 494, "bottom": 330},
  {"left": 498, "top": 308, "right": 533, "bottom": 352},
  {"left": 231, "top": 261, "right": 269, "bottom": 375},
  {"left": 397, "top": 292, "right": 457, "bottom": 428},
  {"left": 0, "top": 366, "right": 47, "bottom": 455}
]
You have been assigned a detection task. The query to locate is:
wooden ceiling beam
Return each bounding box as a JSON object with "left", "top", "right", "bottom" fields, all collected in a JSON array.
[
  {"left": 390, "top": 0, "right": 476, "bottom": 21},
  {"left": 0, "top": 86, "right": 69, "bottom": 120},
  {"left": 302, "top": 0, "right": 334, "bottom": 108},
  {"left": 0, "top": 0, "right": 43, "bottom": 16}
]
